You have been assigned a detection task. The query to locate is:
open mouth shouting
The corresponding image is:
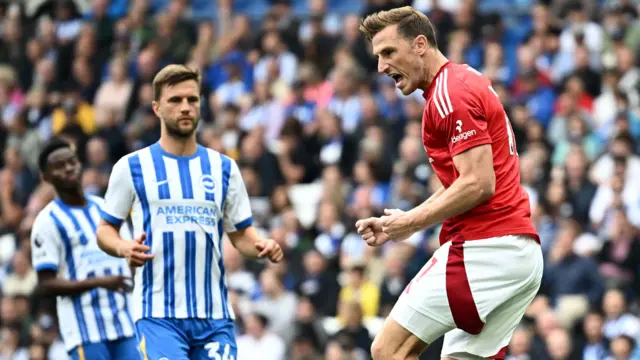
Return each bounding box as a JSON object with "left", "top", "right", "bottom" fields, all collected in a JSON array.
[{"left": 389, "top": 72, "right": 405, "bottom": 87}]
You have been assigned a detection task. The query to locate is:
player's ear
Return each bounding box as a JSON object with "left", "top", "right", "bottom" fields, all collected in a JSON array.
[
  {"left": 151, "top": 100, "right": 161, "bottom": 118},
  {"left": 413, "top": 35, "right": 428, "bottom": 55}
]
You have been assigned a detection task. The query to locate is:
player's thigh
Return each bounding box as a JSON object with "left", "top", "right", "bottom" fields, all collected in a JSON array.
[
  {"left": 188, "top": 319, "right": 238, "bottom": 360},
  {"left": 69, "top": 342, "right": 110, "bottom": 360},
  {"left": 442, "top": 237, "right": 543, "bottom": 359},
  {"left": 390, "top": 243, "right": 457, "bottom": 341},
  {"left": 136, "top": 318, "right": 189, "bottom": 360},
  {"left": 379, "top": 245, "right": 455, "bottom": 357},
  {"left": 442, "top": 286, "right": 538, "bottom": 359},
  {"left": 108, "top": 336, "right": 141, "bottom": 360},
  {"left": 373, "top": 312, "right": 435, "bottom": 358}
]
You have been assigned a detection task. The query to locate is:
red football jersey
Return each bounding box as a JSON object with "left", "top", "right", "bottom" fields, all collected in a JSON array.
[{"left": 421, "top": 61, "right": 539, "bottom": 245}]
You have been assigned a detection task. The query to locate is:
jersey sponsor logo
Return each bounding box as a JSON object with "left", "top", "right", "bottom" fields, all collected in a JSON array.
[
  {"left": 156, "top": 205, "right": 219, "bottom": 226},
  {"left": 199, "top": 174, "right": 216, "bottom": 194},
  {"left": 451, "top": 129, "right": 477, "bottom": 144},
  {"left": 455, "top": 120, "right": 463, "bottom": 133}
]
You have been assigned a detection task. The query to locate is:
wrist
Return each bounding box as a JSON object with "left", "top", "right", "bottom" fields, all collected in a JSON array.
[
  {"left": 86, "top": 277, "right": 103, "bottom": 289},
  {"left": 116, "top": 242, "right": 126, "bottom": 258},
  {"left": 404, "top": 210, "right": 423, "bottom": 233}
]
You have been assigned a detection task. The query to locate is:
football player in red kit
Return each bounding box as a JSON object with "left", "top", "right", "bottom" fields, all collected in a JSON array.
[{"left": 355, "top": 6, "right": 543, "bottom": 360}]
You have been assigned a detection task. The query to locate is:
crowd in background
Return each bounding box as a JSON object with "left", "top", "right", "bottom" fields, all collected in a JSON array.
[{"left": 0, "top": 0, "right": 640, "bottom": 359}]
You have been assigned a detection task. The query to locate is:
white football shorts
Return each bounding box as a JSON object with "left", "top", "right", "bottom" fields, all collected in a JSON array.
[{"left": 389, "top": 235, "right": 543, "bottom": 359}]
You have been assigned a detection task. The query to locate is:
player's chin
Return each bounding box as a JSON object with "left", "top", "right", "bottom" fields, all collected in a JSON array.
[{"left": 399, "top": 82, "right": 417, "bottom": 95}]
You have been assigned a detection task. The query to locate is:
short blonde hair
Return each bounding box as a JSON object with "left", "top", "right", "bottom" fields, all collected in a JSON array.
[
  {"left": 152, "top": 64, "right": 201, "bottom": 101},
  {"left": 359, "top": 6, "right": 437, "bottom": 48}
]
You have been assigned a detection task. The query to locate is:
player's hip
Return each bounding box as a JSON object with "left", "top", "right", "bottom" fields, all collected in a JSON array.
[
  {"left": 440, "top": 217, "right": 539, "bottom": 245},
  {"left": 400, "top": 234, "right": 543, "bottom": 332},
  {"left": 134, "top": 317, "right": 236, "bottom": 344}
]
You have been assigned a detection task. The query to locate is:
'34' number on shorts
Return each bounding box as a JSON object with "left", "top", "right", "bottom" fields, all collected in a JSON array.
[{"left": 204, "top": 342, "right": 234, "bottom": 360}]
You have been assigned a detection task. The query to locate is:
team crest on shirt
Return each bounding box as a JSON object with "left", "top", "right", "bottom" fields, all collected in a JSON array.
[{"left": 199, "top": 174, "right": 216, "bottom": 194}]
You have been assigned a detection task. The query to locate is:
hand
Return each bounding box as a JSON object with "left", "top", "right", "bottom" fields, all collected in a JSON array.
[
  {"left": 255, "top": 239, "right": 284, "bottom": 263},
  {"left": 97, "top": 275, "right": 134, "bottom": 293},
  {"left": 380, "top": 208, "right": 415, "bottom": 243},
  {"left": 118, "top": 233, "right": 154, "bottom": 267},
  {"left": 355, "top": 217, "right": 390, "bottom": 247}
]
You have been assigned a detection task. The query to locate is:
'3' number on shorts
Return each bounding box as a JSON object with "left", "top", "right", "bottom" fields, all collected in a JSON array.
[{"left": 204, "top": 342, "right": 234, "bottom": 360}]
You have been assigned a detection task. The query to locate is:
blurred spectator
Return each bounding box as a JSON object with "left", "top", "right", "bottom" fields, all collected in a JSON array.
[
  {"left": 597, "top": 209, "right": 640, "bottom": 289},
  {"left": 578, "top": 310, "right": 610, "bottom": 360},
  {"left": 236, "top": 313, "right": 286, "bottom": 360},
  {"left": 602, "top": 289, "right": 640, "bottom": 340},
  {"left": 224, "top": 239, "right": 259, "bottom": 298},
  {"left": 545, "top": 327, "right": 578, "bottom": 360},
  {"left": 252, "top": 268, "right": 298, "bottom": 343},
  {"left": 378, "top": 246, "right": 410, "bottom": 317},
  {"left": 334, "top": 301, "right": 372, "bottom": 356},
  {"left": 93, "top": 55, "right": 133, "bottom": 127},
  {"left": 0, "top": 321, "right": 27, "bottom": 360},
  {"left": 297, "top": 250, "right": 339, "bottom": 317},
  {"left": 338, "top": 263, "right": 379, "bottom": 320},
  {"left": 607, "top": 334, "right": 636, "bottom": 360},
  {"left": 541, "top": 219, "right": 604, "bottom": 328},
  {"left": 2, "top": 249, "right": 36, "bottom": 297}
]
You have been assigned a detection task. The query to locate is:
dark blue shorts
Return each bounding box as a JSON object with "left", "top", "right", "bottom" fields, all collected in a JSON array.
[
  {"left": 69, "top": 336, "right": 139, "bottom": 360},
  {"left": 135, "top": 318, "right": 237, "bottom": 360}
]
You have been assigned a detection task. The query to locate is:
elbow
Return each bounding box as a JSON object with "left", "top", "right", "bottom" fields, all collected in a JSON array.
[{"left": 96, "top": 225, "right": 107, "bottom": 251}]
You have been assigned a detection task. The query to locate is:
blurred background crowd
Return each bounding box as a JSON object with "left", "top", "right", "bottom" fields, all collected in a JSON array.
[{"left": 0, "top": 0, "right": 639, "bottom": 359}]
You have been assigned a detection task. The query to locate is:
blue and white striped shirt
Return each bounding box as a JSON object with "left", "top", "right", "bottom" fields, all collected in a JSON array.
[
  {"left": 30, "top": 196, "right": 135, "bottom": 351},
  {"left": 100, "top": 142, "right": 253, "bottom": 322}
]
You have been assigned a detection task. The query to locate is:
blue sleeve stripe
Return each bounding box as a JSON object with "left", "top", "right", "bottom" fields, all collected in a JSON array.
[
  {"left": 99, "top": 209, "right": 124, "bottom": 227},
  {"left": 35, "top": 263, "right": 59, "bottom": 272},
  {"left": 235, "top": 217, "right": 253, "bottom": 230}
]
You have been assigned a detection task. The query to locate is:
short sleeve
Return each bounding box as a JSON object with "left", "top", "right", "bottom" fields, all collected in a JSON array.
[
  {"left": 440, "top": 86, "right": 492, "bottom": 157},
  {"left": 223, "top": 160, "right": 253, "bottom": 233},
  {"left": 101, "top": 157, "right": 135, "bottom": 227},
  {"left": 31, "top": 212, "right": 62, "bottom": 273}
]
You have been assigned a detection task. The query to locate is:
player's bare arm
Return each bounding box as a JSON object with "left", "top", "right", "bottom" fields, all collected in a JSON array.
[
  {"left": 36, "top": 269, "right": 131, "bottom": 296},
  {"left": 356, "top": 186, "right": 445, "bottom": 246},
  {"left": 227, "top": 226, "right": 284, "bottom": 263},
  {"left": 97, "top": 220, "right": 154, "bottom": 266},
  {"left": 382, "top": 144, "right": 495, "bottom": 239}
]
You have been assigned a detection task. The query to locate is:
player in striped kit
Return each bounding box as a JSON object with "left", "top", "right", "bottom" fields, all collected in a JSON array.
[
  {"left": 30, "top": 139, "right": 138, "bottom": 360},
  {"left": 96, "top": 64, "right": 284, "bottom": 360}
]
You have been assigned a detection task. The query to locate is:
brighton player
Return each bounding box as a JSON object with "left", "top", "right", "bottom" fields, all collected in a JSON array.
[
  {"left": 96, "top": 64, "right": 283, "bottom": 360},
  {"left": 30, "top": 139, "right": 138, "bottom": 360},
  {"left": 356, "top": 7, "right": 543, "bottom": 360}
]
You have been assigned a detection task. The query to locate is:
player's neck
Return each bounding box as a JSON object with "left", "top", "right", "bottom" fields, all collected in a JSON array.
[
  {"left": 158, "top": 134, "right": 198, "bottom": 157},
  {"left": 421, "top": 51, "right": 450, "bottom": 92},
  {"left": 57, "top": 188, "right": 87, "bottom": 207}
]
